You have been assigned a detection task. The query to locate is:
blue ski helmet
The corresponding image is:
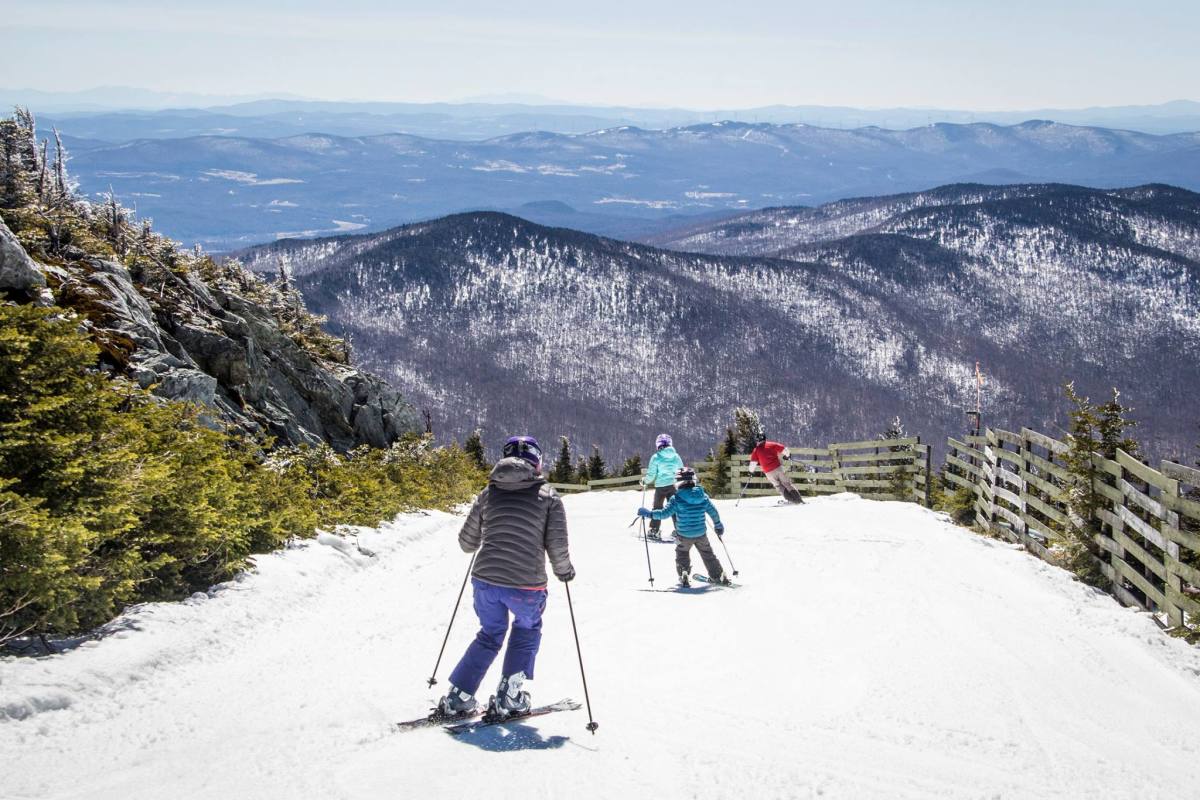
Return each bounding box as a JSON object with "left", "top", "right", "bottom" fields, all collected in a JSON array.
[
  {"left": 502, "top": 435, "right": 542, "bottom": 469},
  {"left": 655, "top": 433, "right": 673, "bottom": 449}
]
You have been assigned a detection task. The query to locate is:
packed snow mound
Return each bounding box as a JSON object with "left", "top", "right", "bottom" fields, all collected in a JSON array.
[{"left": 3, "top": 493, "right": 1200, "bottom": 799}]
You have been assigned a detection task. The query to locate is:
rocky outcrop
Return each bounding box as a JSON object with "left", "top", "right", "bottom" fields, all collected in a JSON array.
[
  {"left": 0, "top": 219, "right": 46, "bottom": 298},
  {"left": 4, "top": 226, "right": 420, "bottom": 451}
]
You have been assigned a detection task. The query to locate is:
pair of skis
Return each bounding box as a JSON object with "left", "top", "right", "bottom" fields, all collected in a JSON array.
[{"left": 396, "top": 698, "right": 582, "bottom": 735}]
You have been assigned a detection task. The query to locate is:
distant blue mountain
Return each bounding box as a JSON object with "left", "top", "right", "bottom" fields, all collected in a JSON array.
[{"left": 55, "top": 119, "right": 1200, "bottom": 250}]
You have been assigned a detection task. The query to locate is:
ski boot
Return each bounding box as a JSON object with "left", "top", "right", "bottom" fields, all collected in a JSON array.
[
  {"left": 711, "top": 573, "right": 732, "bottom": 586},
  {"left": 677, "top": 569, "right": 691, "bottom": 588},
  {"left": 435, "top": 685, "right": 478, "bottom": 718},
  {"left": 487, "top": 671, "right": 531, "bottom": 719},
  {"left": 646, "top": 528, "right": 662, "bottom": 542}
]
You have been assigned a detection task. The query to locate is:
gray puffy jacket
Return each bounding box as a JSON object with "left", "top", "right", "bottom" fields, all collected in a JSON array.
[{"left": 459, "top": 458, "right": 574, "bottom": 588}]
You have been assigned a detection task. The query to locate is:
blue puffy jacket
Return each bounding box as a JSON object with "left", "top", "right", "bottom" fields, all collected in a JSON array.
[
  {"left": 651, "top": 486, "right": 722, "bottom": 538},
  {"left": 643, "top": 446, "right": 685, "bottom": 488}
]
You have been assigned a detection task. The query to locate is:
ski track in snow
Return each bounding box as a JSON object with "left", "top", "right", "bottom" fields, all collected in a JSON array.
[{"left": 3, "top": 494, "right": 1200, "bottom": 799}]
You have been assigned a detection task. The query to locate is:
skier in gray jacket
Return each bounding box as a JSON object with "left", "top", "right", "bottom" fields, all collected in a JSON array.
[{"left": 437, "top": 435, "right": 575, "bottom": 719}]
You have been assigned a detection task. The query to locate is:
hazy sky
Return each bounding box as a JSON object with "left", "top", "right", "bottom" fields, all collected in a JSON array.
[{"left": 4, "top": 0, "right": 1196, "bottom": 109}]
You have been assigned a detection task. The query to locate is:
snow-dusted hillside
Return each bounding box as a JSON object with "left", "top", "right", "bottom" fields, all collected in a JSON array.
[
  {"left": 4, "top": 493, "right": 1200, "bottom": 799},
  {"left": 236, "top": 184, "right": 1200, "bottom": 461}
]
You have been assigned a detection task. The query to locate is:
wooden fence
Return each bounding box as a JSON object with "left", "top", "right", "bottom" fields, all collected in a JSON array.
[
  {"left": 945, "top": 427, "right": 1200, "bottom": 628},
  {"left": 729, "top": 437, "right": 932, "bottom": 505},
  {"left": 548, "top": 435, "right": 933, "bottom": 504}
]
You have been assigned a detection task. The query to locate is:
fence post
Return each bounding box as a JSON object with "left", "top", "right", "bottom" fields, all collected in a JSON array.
[{"left": 924, "top": 438, "right": 932, "bottom": 508}]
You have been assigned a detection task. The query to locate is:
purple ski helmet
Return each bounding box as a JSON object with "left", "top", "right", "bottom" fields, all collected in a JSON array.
[
  {"left": 655, "top": 433, "right": 673, "bottom": 449},
  {"left": 502, "top": 435, "right": 542, "bottom": 469}
]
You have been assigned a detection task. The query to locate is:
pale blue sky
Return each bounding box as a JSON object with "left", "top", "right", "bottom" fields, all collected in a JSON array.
[{"left": 3, "top": 0, "right": 1196, "bottom": 109}]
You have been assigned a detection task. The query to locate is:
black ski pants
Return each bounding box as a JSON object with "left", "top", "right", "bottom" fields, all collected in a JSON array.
[
  {"left": 649, "top": 485, "right": 676, "bottom": 534},
  {"left": 675, "top": 534, "right": 725, "bottom": 580}
]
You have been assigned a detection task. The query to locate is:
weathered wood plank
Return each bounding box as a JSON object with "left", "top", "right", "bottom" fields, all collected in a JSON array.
[
  {"left": 1165, "top": 523, "right": 1200, "bottom": 554},
  {"left": 1161, "top": 492, "right": 1200, "bottom": 522},
  {"left": 1117, "top": 449, "right": 1179, "bottom": 493},
  {"left": 1094, "top": 533, "right": 1124, "bottom": 558},
  {"left": 1116, "top": 504, "right": 1167, "bottom": 551},
  {"left": 587, "top": 474, "right": 644, "bottom": 487},
  {"left": 995, "top": 468, "right": 1024, "bottom": 490},
  {"left": 836, "top": 464, "right": 915, "bottom": 477},
  {"left": 1024, "top": 492, "right": 1067, "bottom": 525},
  {"left": 1114, "top": 529, "right": 1168, "bottom": 581},
  {"left": 835, "top": 451, "right": 920, "bottom": 464},
  {"left": 1026, "top": 516, "right": 1059, "bottom": 542},
  {"left": 1166, "top": 557, "right": 1200, "bottom": 588},
  {"left": 1024, "top": 451, "right": 1069, "bottom": 481},
  {"left": 548, "top": 482, "right": 589, "bottom": 493},
  {"left": 1120, "top": 478, "right": 1166, "bottom": 520},
  {"left": 943, "top": 470, "right": 976, "bottom": 491},
  {"left": 829, "top": 437, "right": 920, "bottom": 451},
  {"left": 1091, "top": 454, "right": 1121, "bottom": 478},
  {"left": 947, "top": 437, "right": 984, "bottom": 456},
  {"left": 1022, "top": 428, "right": 1068, "bottom": 455},
  {"left": 994, "top": 504, "right": 1025, "bottom": 531},
  {"left": 993, "top": 484, "right": 1022, "bottom": 508},
  {"left": 946, "top": 454, "right": 982, "bottom": 479},
  {"left": 1166, "top": 585, "right": 1200, "bottom": 617},
  {"left": 1092, "top": 479, "right": 1124, "bottom": 506},
  {"left": 994, "top": 447, "right": 1023, "bottom": 467},
  {"left": 840, "top": 479, "right": 900, "bottom": 488},
  {"left": 992, "top": 428, "right": 1023, "bottom": 447},
  {"left": 1161, "top": 461, "right": 1200, "bottom": 487},
  {"left": 1113, "top": 557, "right": 1166, "bottom": 607},
  {"left": 1021, "top": 469, "right": 1061, "bottom": 500}
]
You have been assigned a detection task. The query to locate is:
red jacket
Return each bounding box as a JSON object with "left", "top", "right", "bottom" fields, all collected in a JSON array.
[{"left": 750, "top": 441, "right": 787, "bottom": 473}]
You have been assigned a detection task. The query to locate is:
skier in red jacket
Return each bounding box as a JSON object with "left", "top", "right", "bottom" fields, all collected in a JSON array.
[{"left": 748, "top": 432, "right": 805, "bottom": 504}]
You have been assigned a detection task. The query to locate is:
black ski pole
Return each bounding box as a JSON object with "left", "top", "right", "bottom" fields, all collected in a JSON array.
[
  {"left": 735, "top": 479, "right": 749, "bottom": 507},
  {"left": 641, "top": 517, "right": 655, "bottom": 585},
  {"left": 426, "top": 550, "right": 477, "bottom": 687},
  {"left": 564, "top": 581, "right": 599, "bottom": 734},
  {"left": 716, "top": 532, "right": 738, "bottom": 577}
]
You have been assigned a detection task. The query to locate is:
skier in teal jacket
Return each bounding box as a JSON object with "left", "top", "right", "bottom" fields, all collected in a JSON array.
[
  {"left": 638, "top": 467, "right": 729, "bottom": 586},
  {"left": 641, "top": 433, "right": 685, "bottom": 540}
]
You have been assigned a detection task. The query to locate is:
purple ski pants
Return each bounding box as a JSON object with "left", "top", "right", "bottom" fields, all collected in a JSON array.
[{"left": 448, "top": 578, "right": 547, "bottom": 696}]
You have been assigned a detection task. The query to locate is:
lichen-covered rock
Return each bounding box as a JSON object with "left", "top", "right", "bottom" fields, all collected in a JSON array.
[{"left": 0, "top": 218, "right": 45, "bottom": 295}]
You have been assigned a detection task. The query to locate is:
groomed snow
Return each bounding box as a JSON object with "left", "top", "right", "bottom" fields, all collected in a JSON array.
[{"left": 3, "top": 493, "right": 1200, "bottom": 799}]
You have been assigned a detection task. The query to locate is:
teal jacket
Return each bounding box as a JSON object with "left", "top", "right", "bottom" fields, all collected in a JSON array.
[
  {"left": 643, "top": 446, "right": 685, "bottom": 488},
  {"left": 651, "top": 486, "right": 722, "bottom": 538}
]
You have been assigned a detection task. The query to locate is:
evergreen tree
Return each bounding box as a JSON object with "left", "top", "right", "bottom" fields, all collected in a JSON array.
[
  {"left": 619, "top": 454, "right": 642, "bottom": 477},
  {"left": 575, "top": 456, "right": 590, "bottom": 485},
  {"left": 1060, "top": 382, "right": 1107, "bottom": 584},
  {"left": 587, "top": 445, "right": 606, "bottom": 480},
  {"left": 549, "top": 436, "right": 573, "bottom": 484},
  {"left": 733, "top": 407, "right": 762, "bottom": 454},
  {"left": 463, "top": 429, "right": 488, "bottom": 472},
  {"left": 723, "top": 427, "right": 738, "bottom": 459},
  {"left": 703, "top": 441, "right": 732, "bottom": 497},
  {"left": 1096, "top": 387, "right": 1139, "bottom": 460}
]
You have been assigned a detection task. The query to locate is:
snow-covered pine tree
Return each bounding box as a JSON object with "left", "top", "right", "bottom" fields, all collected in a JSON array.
[
  {"left": 549, "top": 436, "right": 573, "bottom": 483},
  {"left": 587, "top": 445, "right": 606, "bottom": 480},
  {"left": 619, "top": 454, "right": 642, "bottom": 477},
  {"left": 575, "top": 456, "right": 590, "bottom": 485},
  {"left": 734, "top": 407, "right": 762, "bottom": 454},
  {"left": 1096, "top": 387, "right": 1139, "bottom": 461},
  {"left": 1060, "top": 382, "right": 1107, "bottom": 584},
  {"left": 463, "top": 429, "right": 488, "bottom": 472}
]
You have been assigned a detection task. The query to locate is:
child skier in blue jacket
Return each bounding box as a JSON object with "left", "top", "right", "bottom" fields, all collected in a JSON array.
[{"left": 638, "top": 467, "right": 729, "bottom": 587}]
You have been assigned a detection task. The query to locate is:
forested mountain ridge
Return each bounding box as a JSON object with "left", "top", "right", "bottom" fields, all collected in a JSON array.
[{"left": 238, "top": 183, "right": 1200, "bottom": 461}]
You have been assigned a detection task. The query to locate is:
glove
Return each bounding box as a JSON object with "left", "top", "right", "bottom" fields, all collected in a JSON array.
[
  {"left": 748, "top": 462, "right": 760, "bottom": 473},
  {"left": 558, "top": 568, "right": 575, "bottom": 583},
  {"left": 637, "top": 507, "right": 653, "bottom": 518},
  {"left": 714, "top": 524, "right": 725, "bottom": 536}
]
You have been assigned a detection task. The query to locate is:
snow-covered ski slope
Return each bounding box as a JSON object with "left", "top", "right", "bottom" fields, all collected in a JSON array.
[{"left": 4, "top": 493, "right": 1200, "bottom": 799}]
